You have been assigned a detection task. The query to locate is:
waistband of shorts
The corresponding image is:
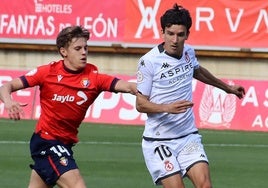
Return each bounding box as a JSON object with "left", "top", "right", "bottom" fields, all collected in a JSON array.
[
  {"left": 36, "top": 130, "right": 56, "bottom": 140},
  {"left": 143, "top": 131, "right": 199, "bottom": 141}
]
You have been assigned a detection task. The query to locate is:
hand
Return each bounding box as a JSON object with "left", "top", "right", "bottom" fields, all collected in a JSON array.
[
  {"left": 228, "top": 85, "right": 245, "bottom": 99},
  {"left": 167, "top": 100, "right": 194, "bottom": 114},
  {"left": 5, "top": 102, "right": 28, "bottom": 120}
]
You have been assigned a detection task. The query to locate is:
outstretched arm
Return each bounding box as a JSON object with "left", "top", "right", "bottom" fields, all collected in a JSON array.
[
  {"left": 0, "top": 78, "right": 27, "bottom": 120},
  {"left": 114, "top": 80, "right": 137, "bottom": 95},
  {"left": 193, "top": 66, "right": 245, "bottom": 99}
]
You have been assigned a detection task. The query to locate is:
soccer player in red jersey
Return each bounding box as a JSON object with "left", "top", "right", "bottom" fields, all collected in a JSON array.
[{"left": 0, "top": 26, "right": 137, "bottom": 188}]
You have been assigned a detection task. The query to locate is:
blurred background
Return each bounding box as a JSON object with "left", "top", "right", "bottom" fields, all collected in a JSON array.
[{"left": 0, "top": 0, "right": 267, "bottom": 131}]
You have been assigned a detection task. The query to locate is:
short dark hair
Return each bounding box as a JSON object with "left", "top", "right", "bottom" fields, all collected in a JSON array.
[
  {"left": 56, "top": 26, "right": 90, "bottom": 53},
  {"left": 160, "top": 4, "right": 192, "bottom": 32}
]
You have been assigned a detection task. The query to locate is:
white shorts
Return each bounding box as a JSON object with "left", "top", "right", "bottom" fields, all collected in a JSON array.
[{"left": 142, "top": 133, "right": 208, "bottom": 185}]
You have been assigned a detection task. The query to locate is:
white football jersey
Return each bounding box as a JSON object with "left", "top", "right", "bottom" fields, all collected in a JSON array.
[{"left": 137, "top": 43, "right": 199, "bottom": 140}]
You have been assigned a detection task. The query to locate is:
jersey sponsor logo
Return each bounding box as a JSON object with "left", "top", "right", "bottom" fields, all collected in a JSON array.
[
  {"left": 51, "top": 91, "right": 88, "bottom": 105},
  {"left": 159, "top": 62, "right": 193, "bottom": 79},
  {"left": 77, "top": 91, "right": 87, "bottom": 105},
  {"left": 52, "top": 94, "right": 75, "bottom": 103}
]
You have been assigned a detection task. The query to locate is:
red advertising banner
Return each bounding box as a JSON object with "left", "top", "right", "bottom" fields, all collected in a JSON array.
[
  {"left": 0, "top": 69, "right": 268, "bottom": 132},
  {"left": 0, "top": 0, "right": 267, "bottom": 50}
]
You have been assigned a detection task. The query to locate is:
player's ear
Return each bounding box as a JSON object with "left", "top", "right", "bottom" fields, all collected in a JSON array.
[{"left": 60, "top": 47, "right": 67, "bottom": 57}]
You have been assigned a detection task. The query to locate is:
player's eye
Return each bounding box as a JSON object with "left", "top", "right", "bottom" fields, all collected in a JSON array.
[{"left": 177, "top": 32, "right": 186, "bottom": 37}]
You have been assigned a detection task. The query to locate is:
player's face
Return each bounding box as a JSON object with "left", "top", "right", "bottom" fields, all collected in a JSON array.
[
  {"left": 61, "top": 37, "right": 88, "bottom": 71},
  {"left": 162, "top": 25, "right": 189, "bottom": 57}
]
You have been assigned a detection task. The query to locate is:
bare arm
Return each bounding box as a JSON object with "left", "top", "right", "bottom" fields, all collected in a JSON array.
[
  {"left": 113, "top": 79, "right": 137, "bottom": 95},
  {"left": 136, "top": 92, "right": 193, "bottom": 114},
  {"left": 0, "top": 78, "right": 27, "bottom": 120},
  {"left": 193, "top": 66, "right": 245, "bottom": 99}
]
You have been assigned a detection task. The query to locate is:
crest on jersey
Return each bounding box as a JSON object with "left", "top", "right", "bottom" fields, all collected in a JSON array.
[
  {"left": 59, "top": 157, "right": 68, "bottom": 166},
  {"left": 184, "top": 52, "right": 190, "bottom": 63},
  {"left": 81, "top": 78, "right": 90, "bottom": 87},
  {"left": 199, "top": 82, "right": 237, "bottom": 128}
]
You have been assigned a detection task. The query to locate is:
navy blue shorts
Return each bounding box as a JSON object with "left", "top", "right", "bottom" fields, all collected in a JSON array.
[{"left": 29, "top": 133, "right": 78, "bottom": 186}]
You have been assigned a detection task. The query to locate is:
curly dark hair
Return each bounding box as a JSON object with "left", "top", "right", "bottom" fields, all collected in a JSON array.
[
  {"left": 160, "top": 3, "right": 192, "bottom": 33},
  {"left": 56, "top": 26, "right": 90, "bottom": 56}
]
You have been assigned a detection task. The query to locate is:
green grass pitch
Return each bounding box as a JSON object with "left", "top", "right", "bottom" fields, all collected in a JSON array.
[{"left": 0, "top": 119, "right": 267, "bottom": 188}]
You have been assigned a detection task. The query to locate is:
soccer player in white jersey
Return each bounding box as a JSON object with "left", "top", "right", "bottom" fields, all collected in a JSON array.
[{"left": 136, "top": 4, "right": 245, "bottom": 188}]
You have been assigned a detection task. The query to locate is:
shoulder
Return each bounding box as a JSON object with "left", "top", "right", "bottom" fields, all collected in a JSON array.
[
  {"left": 184, "top": 44, "right": 196, "bottom": 55},
  {"left": 139, "top": 44, "right": 163, "bottom": 65},
  {"left": 82, "top": 63, "right": 99, "bottom": 76},
  {"left": 35, "top": 60, "right": 63, "bottom": 73},
  {"left": 85, "top": 63, "right": 98, "bottom": 71},
  {"left": 143, "top": 44, "right": 163, "bottom": 58}
]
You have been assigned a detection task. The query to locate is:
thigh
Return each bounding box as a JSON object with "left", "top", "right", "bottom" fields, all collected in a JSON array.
[
  {"left": 161, "top": 173, "right": 185, "bottom": 188},
  {"left": 57, "top": 169, "right": 86, "bottom": 188},
  {"left": 186, "top": 162, "right": 212, "bottom": 188},
  {"left": 28, "top": 170, "right": 52, "bottom": 188}
]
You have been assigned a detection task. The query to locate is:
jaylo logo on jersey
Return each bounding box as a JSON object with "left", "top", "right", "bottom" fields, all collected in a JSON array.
[
  {"left": 52, "top": 91, "right": 87, "bottom": 105},
  {"left": 52, "top": 94, "right": 75, "bottom": 103}
]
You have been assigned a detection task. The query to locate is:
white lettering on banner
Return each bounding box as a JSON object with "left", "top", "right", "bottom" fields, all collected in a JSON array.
[
  {"left": 84, "top": 91, "right": 146, "bottom": 121},
  {"left": 17, "top": 89, "right": 31, "bottom": 97},
  {"left": 75, "top": 14, "right": 118, "bottom": 38},
  {"left": 135, "top": 0, "right": 161, "bottom": 39},
  {"left": 0, "top": 14, "right": 55, "bottom": 35},
  {"left": 254, "top": 9, "right": 268, "bottom": 33},
  {"left": 241, "top": 86, "right": 258, "bottom": 107},
  {"left": 264, "top": 89, "right": 268, "bottom": 107},
  {"left": 196, "top": 7, "right": 214, "bottom": 31},
  {"left": 225, "top": 8, "right": 244, "bottom": 32},
  {"left": 90, "top": 92, "right": 120, "bottom": 118},
  {"left": 35, "top": 105, "right": 41, "bottom": 118},
  {"left": 0, "top": 76, "right": 12, "bottom": 86},
  {"left": 252, "top": 115, "right": 268, "bottom": 128},
  {"left": 34, "top": 0, "right": 72, "bottom": 14},
  {"left": 119, "top": 93, "right": 147, "bottom": 121},
  {"left": 196, "top": 7, "right": 268, "bottom": 33}
]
